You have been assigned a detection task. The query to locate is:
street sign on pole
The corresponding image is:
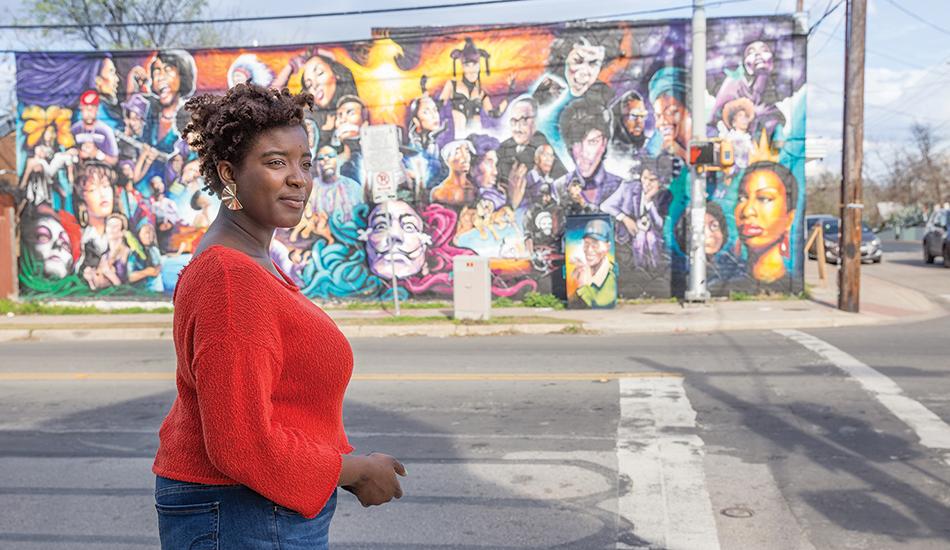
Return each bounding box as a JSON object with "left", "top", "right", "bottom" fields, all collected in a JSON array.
[{"left": 361, "top": 124, "right": 404, "bottom": 314}]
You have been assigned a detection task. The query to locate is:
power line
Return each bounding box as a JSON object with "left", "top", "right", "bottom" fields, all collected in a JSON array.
[
  {"left": 812, "top": 27, "right": 926, "bottom": 69},
  {"left": 812, "top": 6, "right": 844, "bottom": 57},
  {"left": 807, "top": 0, "right": 844, "bottom": 35},
  {"left": 0, "top": 0, "right": 755, "bottom": 54},
  {"left": 0, "top": 0, "right": 542, "bottom": 30},
  {"left": 1, "top": 0, "right": 755, "bottom": 33},
  {"left": 883, "top": 0, "right": 950, "bottom": 37},
  {"left": 588, "top": 0, "right": 753, "bottom": 21}
]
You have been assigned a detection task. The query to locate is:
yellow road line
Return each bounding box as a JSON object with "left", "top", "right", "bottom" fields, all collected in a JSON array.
[{"left": 0, "top": 372, "right": 681, "bottom": 382}]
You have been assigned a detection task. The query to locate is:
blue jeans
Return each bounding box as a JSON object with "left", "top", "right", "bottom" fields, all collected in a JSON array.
[{"left": 154, "top": 475, "right": 336, "bottom": 550}]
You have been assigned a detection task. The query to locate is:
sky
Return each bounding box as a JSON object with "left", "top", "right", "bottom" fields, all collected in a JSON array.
[{"left": 1, "top": 0, "right": 948, "bottom": 178}]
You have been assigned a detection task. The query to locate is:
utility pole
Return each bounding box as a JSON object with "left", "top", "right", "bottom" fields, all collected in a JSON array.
[
  {"left": 839, "top": 0, "right": 866, "bottom": 313},
  {"left": 685, "top": 0, "right": 710, "bottom": 302},
  {"left": 797, "top": 0, "right": 804, "bottom": 12}
]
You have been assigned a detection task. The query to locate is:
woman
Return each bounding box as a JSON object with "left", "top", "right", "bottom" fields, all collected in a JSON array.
[
  {"left": 439, "top": 37, "right": 513, "bottom": 138},
  {"left": 144, "top": 50, "right": 198, "bottom": 154},
  {"left": 152, "top": 84, "right": 405, "bottom": 549},
  {"left": 735, "top": 161, "right": 798, "bottom": 283},
  {"left": 74, "top": 161, "right": 117, "bottom": 289},
  {"left": 272, "top": 49, "right": 359, "bottom": 141}
]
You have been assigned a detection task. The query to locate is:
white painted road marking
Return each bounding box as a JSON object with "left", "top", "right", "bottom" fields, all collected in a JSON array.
[
  {"left": 777, "top": 329, "right": 950, "bottom": 465},
  {"left": 616, "top": 376, "right": 721, "bottom": 550}
]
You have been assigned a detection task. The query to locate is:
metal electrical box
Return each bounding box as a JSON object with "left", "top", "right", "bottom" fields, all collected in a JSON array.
[{"left": 453, "top": 256, "right": 491, "bottom": 321}]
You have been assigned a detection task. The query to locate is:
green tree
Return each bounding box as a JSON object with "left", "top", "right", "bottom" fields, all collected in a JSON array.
[{"left": 20, "top": 0, "right": 234, "bottom": 50}]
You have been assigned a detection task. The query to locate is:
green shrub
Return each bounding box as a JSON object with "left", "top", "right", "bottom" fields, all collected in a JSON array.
[
  {"left": 492, "top": 296, "right": 516, "bottom": 308},
  {"left": 522, "top": 292, "right": 565, "bottom": 310}
]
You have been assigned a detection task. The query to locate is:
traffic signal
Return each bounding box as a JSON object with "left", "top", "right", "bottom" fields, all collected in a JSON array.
[{"left": 689, "top": 139, "right": 735, "bottom": 173}]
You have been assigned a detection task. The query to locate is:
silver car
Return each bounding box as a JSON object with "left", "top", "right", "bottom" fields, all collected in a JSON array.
[{"left": 922, "top": 208, "right": 950, "bottom": 268}]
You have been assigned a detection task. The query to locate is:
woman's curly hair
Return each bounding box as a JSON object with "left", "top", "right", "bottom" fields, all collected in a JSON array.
[{"left": 184, "top": 84, "right": 315, "bottom": 195}]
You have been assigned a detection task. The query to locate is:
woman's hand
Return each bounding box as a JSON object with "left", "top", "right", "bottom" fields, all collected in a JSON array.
[{"left": 340, "top": 453, "right": 407, "bottom": 507}]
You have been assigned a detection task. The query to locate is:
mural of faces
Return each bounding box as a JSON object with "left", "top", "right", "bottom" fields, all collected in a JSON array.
[
  {"left": 14, "top": 17, "right": 805, "bottom": 300},
  {"left": 736, "top": 167, "right": 794, "bottom": 253},
  {"left": 414, "top": 96, "right": 440, "bottom": 133},
  {"left": 447, "top": 142, "right": 472, "bottom": 175},
  {"left": 565, "top": 42, "right": 605, "bottom": 97},
  {"left": 81, "top": 168, "right": 115, "bottom": 222},
  {"left": 572, "top": 128, "right": 607, "bottom": 178},
  {"left": 743, "top": 41, "right": 774, "bottom": 75},
  {"left": 535, "top": 144, "right": 555, "bottom": 175},
  {"left": 654, "top": 95, "right": 687, "bottom": 147},
  {"left": 365, "top": 200, "right": 429, "bottom": 279},
  {"left": 474, "top": 150, "right": 499, "bottom": 188},
  {"left": 622, "top": 96, "right": 648, "bottom": 138},
  {"left": 335, "top": 98, "right": 365, "bottom": 141},
  {"left": 150, "top": 58, "right": 182, "bottom": 107},
  {"left": 24, "top": 215, "right": 74, "bottom": 279},
  {"left": 508, "top": 100, "right": 537, "bottom": 145},
  {"left": 316, "top": 145, "right": 339, "bottom": 181},
  {"left": 302, "top": 56, "right": 337, "bottom": 108},
  {"left": 96, "top": 58, "right": 119, "bottom": 99}
]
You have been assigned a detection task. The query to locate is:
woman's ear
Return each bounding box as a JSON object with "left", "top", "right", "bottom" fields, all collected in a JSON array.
[
  {"left": 786, "top": 209, "right": 797, "bottom": 232},
  {"left": 217, "top": 160, "right": 235, "bottom": 187}
]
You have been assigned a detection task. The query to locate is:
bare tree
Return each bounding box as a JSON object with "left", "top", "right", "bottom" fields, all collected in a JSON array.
[
  {"left": 18, "top": 0, "right": 235, "bottom": 50},
  {"left": 910, "top": 122, "right": 944, "bottom": 206}
]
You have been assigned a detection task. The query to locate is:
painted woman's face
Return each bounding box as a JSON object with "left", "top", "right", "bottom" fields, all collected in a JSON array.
[
  {"left": 28, "top": 216, "right": 73, "bottom": 279},
  {"left": 704, "top": 212, "right": 725, "bottom": 256},
  {"left": 302, "top": 56, "right": 337, "bottom": 108},
  {"left": 415, "top": 96, "right": 440, "bottom": 132},
  {"left": 565, "top": 43, "right": 605, "bottom": 97},
  {"left": 96, "top": 58, "right": 119, "bottom": 99},
  {"left": 82, "top": 171, "right": 114, "bottom": 221},
  {"left": 736, "top": 169, "right": 793, "bottom": 252},
  {"left": 462, "top": 59, "right": 480, "bottom": 83},
  {"left": 476, "top": 151, "right": 498, "bottom": 189},
  {"left": 743, "top": 41, "right": 774, "bottom": 75},
  {"left": 151, "top": 59, "right": 182, "bottom": 107}
]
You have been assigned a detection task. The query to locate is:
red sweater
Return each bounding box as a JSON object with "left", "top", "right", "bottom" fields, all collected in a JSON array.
[{"left": 153, "top": 245, "right": 353, "bottom": 519}]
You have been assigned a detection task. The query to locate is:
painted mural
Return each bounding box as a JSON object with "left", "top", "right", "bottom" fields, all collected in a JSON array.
[
  {"left": 13, "top": 16, "right": 806, "bottom": 300},
  {"left": 565, "top": 214, "right": 617, "bottom": 309}
]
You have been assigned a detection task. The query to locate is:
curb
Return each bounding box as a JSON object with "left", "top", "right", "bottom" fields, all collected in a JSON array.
[{"left": 0, "top": 323, "right": 575, "bottom": 341}]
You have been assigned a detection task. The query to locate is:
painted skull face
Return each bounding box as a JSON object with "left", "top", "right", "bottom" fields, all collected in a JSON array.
[
  {"left": 26, "top": 216, "right": 73, "bottom": 279},
  {"left": 743, "top": 41, "right": 774, "bottom": 75},
  {"left": 365, "top": 200, "right": 428, "bottom": 279}
]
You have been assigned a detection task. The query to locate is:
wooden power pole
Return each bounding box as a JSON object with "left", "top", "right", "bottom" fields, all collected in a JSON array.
[
  {"left": 797, "top": 0, "right": 804, "bottom": 12},
  {"left": 839, "top": 0, "right": 867, "bottom": 313}
]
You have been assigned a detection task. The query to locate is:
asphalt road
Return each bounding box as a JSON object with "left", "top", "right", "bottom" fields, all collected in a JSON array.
[{"left": 0, "top": 241, "right": 948, "bottom": 550}]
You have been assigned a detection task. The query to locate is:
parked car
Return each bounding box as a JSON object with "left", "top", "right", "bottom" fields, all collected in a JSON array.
[
  {"left": 806, "top": 214, "right": 836, "bottom": 236},
  {"left": 820, "top": 218, "right": 883, "bottom": 264},
  {"left": 806, "top": 215, "right": 836, "bottom": 260},
  {"left": 922, "top": 208, "right": 950, "bottom": 267}
]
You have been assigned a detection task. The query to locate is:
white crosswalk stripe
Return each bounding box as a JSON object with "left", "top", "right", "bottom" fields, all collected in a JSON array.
[
  {"left": 616, "top": 376, "right": 721, "bottom": 550},
  {"left": 778, "top": 329, "right": 950, "bottom": 466}
]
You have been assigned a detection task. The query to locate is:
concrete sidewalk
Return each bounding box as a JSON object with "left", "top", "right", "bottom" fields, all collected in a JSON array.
[{"left": 0, "top": 260, "right": 944, "bottom": 341}]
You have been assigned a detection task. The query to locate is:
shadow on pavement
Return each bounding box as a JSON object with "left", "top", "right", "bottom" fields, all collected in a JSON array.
[
  {"left": 631, "top": 344, "right": 950, "bottom": 546},
  {"left": 0, "top": 388, "right": 638, "bottom": 549}
]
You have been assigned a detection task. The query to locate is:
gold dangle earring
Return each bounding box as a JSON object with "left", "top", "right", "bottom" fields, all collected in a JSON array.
[{"left": 222, "top": 183, "right": 243, "bottom": 210}]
